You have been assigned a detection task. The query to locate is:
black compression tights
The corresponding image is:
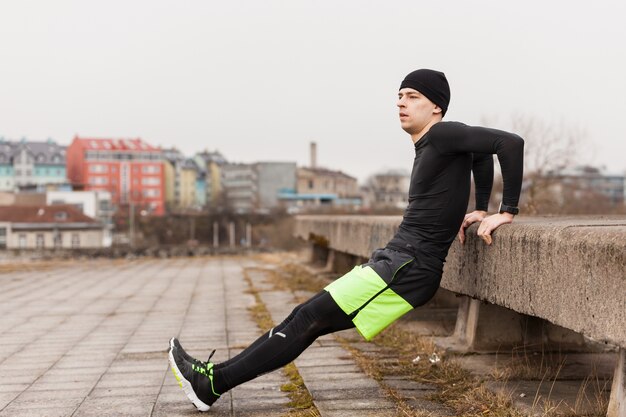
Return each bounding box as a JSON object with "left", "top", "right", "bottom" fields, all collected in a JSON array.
[{"left": 212, "top": 291, "right": 354, "bottom": 394}]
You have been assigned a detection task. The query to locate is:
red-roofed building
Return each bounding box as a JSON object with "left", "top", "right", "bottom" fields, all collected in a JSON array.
[
  {"left": 0, "top": 205, "right": 106, "bottom": 249},
  {"left": 67, "top": 136, "right": 165, "bottom": 215}
]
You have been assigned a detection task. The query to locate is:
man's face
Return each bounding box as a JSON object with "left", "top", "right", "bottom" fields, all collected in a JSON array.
[{"left": 397, "top": 88, "right": 441, "bottom": 135}]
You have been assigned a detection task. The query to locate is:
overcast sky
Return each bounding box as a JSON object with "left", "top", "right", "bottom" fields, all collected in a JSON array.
[{"left": 1, "top": 0, "right": 624, "bottom": 182}]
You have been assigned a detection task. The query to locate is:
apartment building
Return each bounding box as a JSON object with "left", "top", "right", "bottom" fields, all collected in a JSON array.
[{"left": 66, "top": 137, "right": 165, "bottom": 215}]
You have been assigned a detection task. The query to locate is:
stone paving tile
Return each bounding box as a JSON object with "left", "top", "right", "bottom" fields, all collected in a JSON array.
[{"left": 0, "top": 406, "right": 77, "bottom": 417}]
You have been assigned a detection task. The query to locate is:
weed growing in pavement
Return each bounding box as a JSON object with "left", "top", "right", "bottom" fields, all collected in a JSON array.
[
  {"left": 242, "top": 268, "right": 320, "bottom": 417},
  {"left": 490, "top": 347, "right": 610, "bottom": 416}
]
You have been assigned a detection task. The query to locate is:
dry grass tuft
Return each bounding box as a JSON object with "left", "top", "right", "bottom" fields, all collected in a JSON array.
[
  {"left": 279, "top": 263, "right": 330, "bottom": 293},
  {"left": 242, "top": 268, "right": 320, "bottom": 417}
]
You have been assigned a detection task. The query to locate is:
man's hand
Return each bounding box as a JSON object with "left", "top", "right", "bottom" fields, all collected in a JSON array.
[
  {"left": 458, "top": 211, "right": 515, "bottom": 245},
  {"left": 476, "top": 212, "right": 515, "bottom": 245},
  {"left": 458, "top": 210, "right": 487, "bottom": 244}
]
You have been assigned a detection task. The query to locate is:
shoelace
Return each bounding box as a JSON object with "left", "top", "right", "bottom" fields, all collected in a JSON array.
[
  {"left": 206, "top": 349, "right": 216, "bottom": 366},
  {"left": 196, "top": 349, "right": 216, "bottom": 368}
]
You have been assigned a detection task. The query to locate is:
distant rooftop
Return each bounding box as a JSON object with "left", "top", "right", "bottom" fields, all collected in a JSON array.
[
  {"left": 0, "top": 204, "right": 97, "bottom": 224},
  {"left": 196, "top": 150, "right": 227, "bottom": 165},
  {"left": 550, "top": 165, "right": 625, "bottom": 178},
  {"left": 72, "top": 136, "right": 160, "bottom": 152},
  {"left": 0, "top": 138, "right": 66, "bottom": 165},
  {"left": 299, "top": 166, "right": 356, "bottom": 181}
]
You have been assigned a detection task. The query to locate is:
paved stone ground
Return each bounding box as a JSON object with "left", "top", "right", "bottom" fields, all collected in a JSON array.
[
  {"left": 0, "top": 258, "right": 291, "bottom": 417},
  {"left": 0, "top": 257, "right": 417, "bottom": 417}
]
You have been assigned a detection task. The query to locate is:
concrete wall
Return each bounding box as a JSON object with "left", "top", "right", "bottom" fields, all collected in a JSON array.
[{"left": 294, "top": 215, "right": 626, "bottom": 349}]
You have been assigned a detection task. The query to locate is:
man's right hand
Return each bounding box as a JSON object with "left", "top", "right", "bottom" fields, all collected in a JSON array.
[{"left": 458, "top": 210, "right": 487, "bottom": 245}]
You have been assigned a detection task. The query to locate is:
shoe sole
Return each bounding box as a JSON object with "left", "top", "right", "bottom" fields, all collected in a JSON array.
[{"left": 168, "top": 338, "right": 211, "bottom": 412}]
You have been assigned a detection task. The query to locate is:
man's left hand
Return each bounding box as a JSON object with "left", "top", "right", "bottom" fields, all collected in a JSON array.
[{"left": 476, "top": 212, "right": 515, "bottom": 245}]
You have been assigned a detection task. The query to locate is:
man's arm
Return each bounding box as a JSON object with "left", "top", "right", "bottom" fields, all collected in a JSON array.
[
  {"left": 458, "top": 152, "right": 493, "bottom": 244},
  {"left": 430, "top": 122, "right": 524, "bottom": 208},
  {"left": 472, "top": 152, "right": 494, "bottom": 211},
  {"left": 430, "top": 122, "right": 524, "bottom": 245}
]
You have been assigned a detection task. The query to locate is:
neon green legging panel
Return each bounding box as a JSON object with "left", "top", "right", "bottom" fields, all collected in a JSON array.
[{"left": 324, "top": 265, "right": 413, "bottom": 341}]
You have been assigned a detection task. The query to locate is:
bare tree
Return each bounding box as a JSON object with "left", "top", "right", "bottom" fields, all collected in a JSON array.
[
  {"left": 511, "top": 115, "right": 589, "bottom": 214},
  {"left": 476, "top": 115, "right": 625, "bottom": 215}
]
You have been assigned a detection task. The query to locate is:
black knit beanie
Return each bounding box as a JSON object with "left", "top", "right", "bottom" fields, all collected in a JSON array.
[{"left": 400, "top": 69, "right": 450, "bottom": 116}]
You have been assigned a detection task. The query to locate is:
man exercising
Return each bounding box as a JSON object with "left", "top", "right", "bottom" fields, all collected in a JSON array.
[{"left": 168, "top": 69, "right": 524, "bottom": 411}]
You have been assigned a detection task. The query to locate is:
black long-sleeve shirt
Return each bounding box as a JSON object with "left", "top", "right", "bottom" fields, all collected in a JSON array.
[{"left": 386, "top": 121, "right": 524, "bottom": 260}]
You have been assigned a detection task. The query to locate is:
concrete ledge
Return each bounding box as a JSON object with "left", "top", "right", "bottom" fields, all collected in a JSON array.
[
  {"left": 295, "top": 215, "right": 626, "bottom": 415},
  {"left": 294, "top": 215, "right": 626, "bottom": 349}
]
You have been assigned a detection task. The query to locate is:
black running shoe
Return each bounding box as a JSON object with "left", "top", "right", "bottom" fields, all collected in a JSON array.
[
  {"left": 169, "top": 337, "right": 216, "bottom": 369},
  {"left": 168, "top": 337, "right": 220, "bottom": 412}
]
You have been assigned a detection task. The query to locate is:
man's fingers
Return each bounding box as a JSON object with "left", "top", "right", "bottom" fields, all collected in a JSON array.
[{"left": 477, "top": 221, "right": 494, "bottom": 245}]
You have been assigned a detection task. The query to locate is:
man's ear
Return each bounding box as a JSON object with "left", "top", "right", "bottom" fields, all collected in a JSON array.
[{"left": 433, "top": 105, "right": 442, "bottom": 114}]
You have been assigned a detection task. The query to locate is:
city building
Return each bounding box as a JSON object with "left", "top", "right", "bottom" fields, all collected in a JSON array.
[
  {"left": 0, "top": 138, "right": 67, "bottom": 192},
  {"left": 221, "top": 163, "right": 257, "bottom": 213},
  {"left": 0, "top": 191, "right": 46, "bottom": 206},
  {"left": 195, "top": 170, "right": 207, "bottom": 208},
  {"left": 285, "top": 166, "right": 361, "bottom": 210},
  {"left": 296, "top": 166, "right": 359, "bottom": 198},
  {"left": 163, "top": 149, "right": 201, "bottom": 211},
  {"left": 66, "top": 137, "right": 165, "bottom": 215},
  {"left": 548, "top": 165, "right": 625, "bottom": 205},
  {"left": 363, "top": 170, "right": 410, "bottom": 209},
  {"left": 255, "top": 162, "right": 297, "bottom": 209},
  {"left": 46, "top": 190, "right": 113, "bottom": 247},
  {"left": 278, "top": 142, "right": 362, "bottom": 211},
  {"left": 0, "top": 205, "right": 106, "bottom": 249},
  {"left": 194, "top": 150, "right": 227, "bottom": 206}
]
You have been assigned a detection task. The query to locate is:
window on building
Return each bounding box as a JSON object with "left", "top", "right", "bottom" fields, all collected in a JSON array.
[
  {"left": 55, "top": 211, "right": 67, "bottom": 221},
  {"left": 0, "top": 228, "right": 6, "bottom": 249},
  {"left": 18, "top": 234, "right": 27, "bottom": 248},
  {"left": 89, "top": 176, "right": 108, "bottom": 185},
  {"left": 143, "top": 189, "right": 160, "bottom": 198},
  {"left": 71, "top": 233, "right": 80, "bottom": 248},
  {"left": 308, "top": 180, "right": 314, "bottom": 189},
  {"left": 54, "top": 232, "right": 62, "bottom": 248},
  {"left": 36, "top": 234, "right": 44, "bottom": 248},
  {"left": 99, "top": 200, "right": 110, "bottom": 211},
  {"left": 89, "top": 164, "right": 108, "bottom": 173},
  {"left": 141, "top": 177, "right": 160, "bottom": 186},
  {"left": 142, "top": 165, "right": 160, "bottom": 174}
]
